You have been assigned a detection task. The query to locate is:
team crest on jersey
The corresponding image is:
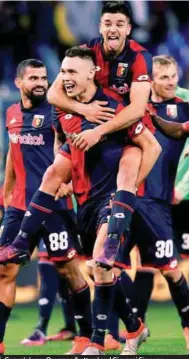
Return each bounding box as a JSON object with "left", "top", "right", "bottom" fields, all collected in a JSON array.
[
  {"left": 166, "top": 104, "right": 177, "bottom": 118},
  {"left": 116, "top": 63, "right": 128, "bottom": 77},
  {"left": 32, "top": 114, "right": 44, "bottom": 128}
]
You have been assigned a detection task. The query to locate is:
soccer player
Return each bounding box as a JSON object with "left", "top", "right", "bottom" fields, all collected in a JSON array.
[
  {"left": 0, "top": 47, "right": 159, "bottom": 355},
  {"left": 47, "top": 1, "right": 158, "bottom": 268},
  {"left": 0, "top": 59, "right": 92, "bottom": 354},
  {"left": 125, "top": 55, "right": 189, "bottom": 351}
]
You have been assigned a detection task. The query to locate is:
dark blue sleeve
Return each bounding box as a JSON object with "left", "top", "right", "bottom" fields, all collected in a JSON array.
[{"left": 51, "top": 106, "right": 62, "bottom": 133}]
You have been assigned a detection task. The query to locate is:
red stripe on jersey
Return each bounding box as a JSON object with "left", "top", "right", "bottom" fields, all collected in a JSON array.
[
  {"left": 31, "top": 202, "right": 52, "bottom": 213},
  {"left": 137, "top": 181, "right": 145, "bottom": 197},
  {"left": 92, "top": 43, "right": 110, "bottom": 88},
  {"left": 7, "top": 104, "right": 27, "bottom": 211},
  {"left": 129, "top": 39, "right": 147, "bottom": 53},
  {"left": 103, "top": 88, "right": 123, "bottom": 103},
  {"left": 112, "top": 200, "right": 134, "bottom": 213},
  {"left": 66, "top": 196, "right": 73, "bottom": 209},
  {"left": 58, "top": 149, "right": 72, "bottom": 161},
  {"left": 175, "top": 96, "right": 184, "bottom": 103},
  {"left": 131, "top": 52, "right": 151, "bottom": 82}
]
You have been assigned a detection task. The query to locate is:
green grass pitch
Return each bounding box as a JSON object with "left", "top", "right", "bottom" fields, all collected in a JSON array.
[{"left": 4, "top": 302, "right": 188, "bottom": 355}]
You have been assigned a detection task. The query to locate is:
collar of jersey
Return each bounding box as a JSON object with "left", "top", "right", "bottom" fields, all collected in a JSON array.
[
  {"left": 19, "top": 99, "right": 47, "bottom": 112},
  {"left": 100, "top": 37, "right": 129, "bottom": 62}
]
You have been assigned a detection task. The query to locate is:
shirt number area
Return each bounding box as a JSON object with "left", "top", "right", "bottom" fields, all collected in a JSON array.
[
  {"left": 49, "top": 231, "right": 68, "bottom": 251},
  {"left": 155, "top": 239, "right": 173, "bottom": 258},
  {"left": 181, "top": 233, "right": 189, "bottom": 250}
]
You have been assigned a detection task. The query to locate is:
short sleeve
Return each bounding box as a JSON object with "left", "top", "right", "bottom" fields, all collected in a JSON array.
[
  {"left": 58, "top": 141, "right": 71, "bottom": 161},
  {"left": 131, "top": 51, "right": 152, "bottom": 82},
  {"left": 51, "top": 106, "right": 63, "bottom": 134}
]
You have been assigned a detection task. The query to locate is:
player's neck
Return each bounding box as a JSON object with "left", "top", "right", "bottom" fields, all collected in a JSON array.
[
  {"left": 76, "top": 83, "right": 97, "bottom": 103},
  {"left": 21, "top": 96, "right": 33, "bottom": 109},
  {"left": 151, "top": 91, "right": 175, "bottom": 103},
  {"left": 103, "top": 42, "right": 125, "bottom": 58}
]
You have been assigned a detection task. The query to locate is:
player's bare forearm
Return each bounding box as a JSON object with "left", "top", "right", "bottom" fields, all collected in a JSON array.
[
  {"left": 133, "top": 128, "right": 162, "bottom": 187},
  {"left": 93, "top": 82, "right": 151, "bottom": 137},
  {"left": 152, "top": 115, "right": 186, "bottom": 139},
  {"left": 53, "top": 131, "right": 65, "bottom": 155},
  {"left": 3, "top": 148, "right": 16, "bottom": 207}
]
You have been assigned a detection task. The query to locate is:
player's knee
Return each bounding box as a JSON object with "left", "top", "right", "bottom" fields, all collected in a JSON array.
[
  {"left": 161, "top": 268, "right": 182, "bottom": 282},
  {"left": 56, "top": 260, "right": 85, "bottom": 290},
  {"left": 0, "top": 264, "right": 19, "bottom": 284},
  {"left": 117, "top": 151, "right": 141, "bottom": 190},
  {"left": 93, "top": 262, "right": 113, "bottom": 283}
]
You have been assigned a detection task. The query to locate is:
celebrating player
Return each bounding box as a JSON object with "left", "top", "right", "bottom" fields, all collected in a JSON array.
[
  {"left": 0, "top": 59, "right": 92, "bottom": 354},
  {"left": 126, "top": 55, "right": 189, "bottom": 351},
  {"left": 0, "top": 47, "right": 158, "bottom": 355},
  {"left": 47, "top": 1, "right": 160, "bottom": 268}
]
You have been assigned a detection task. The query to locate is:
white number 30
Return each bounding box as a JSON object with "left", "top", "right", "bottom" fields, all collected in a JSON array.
[{"left": 155, "top": 239, "right": 173, "bottom": 258}]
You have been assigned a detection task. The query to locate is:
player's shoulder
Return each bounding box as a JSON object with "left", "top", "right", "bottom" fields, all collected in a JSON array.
[
  {"left": 128, "top": 39, "right": 149, "bottom": 54},
  {"left": 6, "top": 102, "right": 21, "bottom": 128},
  {"left": 174, "top": 96, "right": 185, "bottom": 103},
  {"left": 6, "top": 102, "right": 20, "bottom": 115},
  {"left": 85, "top": 37, "right": 101, "bottom": 49}
]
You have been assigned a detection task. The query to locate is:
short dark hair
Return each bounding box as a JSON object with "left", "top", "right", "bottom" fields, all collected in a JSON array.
[
  {"left": 101, "top": 1, "right": 132, "bottom": 22},
  {"left": 65, "top": 46, "right": 96, "bottom": 65},
  {"left": 16, "top": 59, "right": 45, "bottom": 78}
]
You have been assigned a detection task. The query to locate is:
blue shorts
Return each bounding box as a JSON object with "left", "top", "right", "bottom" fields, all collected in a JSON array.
[
  {"left": 77, "top": 195, "right": 129, "bottom": 268},
  {"left": 172, "top": 201, "right": 189, "bottom": 259},
  {"left": 123, "top": 199, "right": 178, "bottom": 270},
  {"left": 0, "top": 206, "right": 78, "bottom": 262}
]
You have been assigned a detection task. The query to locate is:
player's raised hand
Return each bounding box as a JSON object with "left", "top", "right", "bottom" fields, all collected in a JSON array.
[
  {"left": 84, "top": 100, "right": 115, "bottom": 124},
  {"left": 72, "top": 129, "right": 102, "bottom": 151},
  {"left": 55, "top": 183, "right": 73, "bottom": 201}
]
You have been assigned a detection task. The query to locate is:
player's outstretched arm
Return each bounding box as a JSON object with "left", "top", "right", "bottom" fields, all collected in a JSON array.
[
  {"left": 3, "top": 145, "right": 16, "bottom": 208},
  {"left": 133, "top": 127, "right": 162, "bottom": 187},
  {"left": 47, "top": 74, "right": 115, "bottom": 124},
  {"left": 152, "top": 115, "right": 189, "bottom": 139}
]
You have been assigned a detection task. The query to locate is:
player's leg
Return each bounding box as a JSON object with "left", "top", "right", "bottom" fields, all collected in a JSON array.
[
  {"left": 0, "top": 154, "right": 72, "bottom": 264},
  {"left": 82, "top": 211, "right": 148, "bottom": 356},
  {"left": 47, "top": 275, "right": 76, "bottom": 341},
  {"left": 161, "top": 268, "right": 189, "bottom": 351},
  {"left": 96, "top": 146, "right": 142, "bottom": 269},
  {"left": 0, "top": 207, "right": 26, "bottom": 353},
  {"left": 43, "top": 210, "right": 92, "bottom": 355},
  {"left": 21, "top": 248, "right": 59, "bottom": 346}
]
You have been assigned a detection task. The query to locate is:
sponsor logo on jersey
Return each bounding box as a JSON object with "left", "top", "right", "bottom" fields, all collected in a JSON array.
[
  {"left": 9, "top": 133, "right": 45, "bottom": 145},
  {"left": 137, "top": 74, "right": 149, "bottom": 81},
  {"left": 169, "top": 259, "right": 178, "bottom": 269},
  {"left": 166, "top": 104, "right": 177, "bottom": 118},
  {"left": 32, "top": 114, "right": 44, "bottom": 128},
  {"left": 116, "top": 63, "right": 128, "bottom": 77},
  {"left": 64, "top": 114, "right": 73, "bottom": 120},
  {"left": 110, "top": 83, "right": 129, "bottom": 95}
]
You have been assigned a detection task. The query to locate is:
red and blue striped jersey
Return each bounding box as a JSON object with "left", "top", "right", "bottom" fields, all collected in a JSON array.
[
  {"left": 138, "top": 97, "right": 189, "bottom": 203},
  {"left": 53, "top": 87, "right": 146, "bottom": 206},
  {"left": 85, "top": 38, "right": 152, "bottom": 102},
  {"left": 6, "top": 100, "right": 70, "bottom": 211}
]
